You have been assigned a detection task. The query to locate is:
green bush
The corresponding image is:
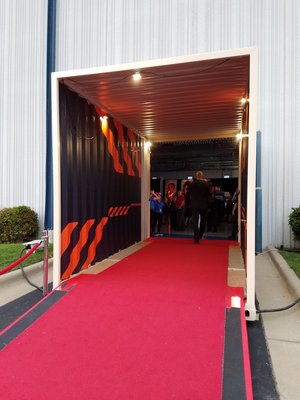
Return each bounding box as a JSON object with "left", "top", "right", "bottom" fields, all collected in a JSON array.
[
  {"left": 0, "top": 206, "right": 39, "bottom": 243},
  {"left": 289, "top": 206, "right": 300, "bottom": 241}
]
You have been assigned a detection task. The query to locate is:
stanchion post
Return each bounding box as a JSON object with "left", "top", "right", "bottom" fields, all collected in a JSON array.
[{"left": 42, "top": 230, "right": 49, "bottom": 297}]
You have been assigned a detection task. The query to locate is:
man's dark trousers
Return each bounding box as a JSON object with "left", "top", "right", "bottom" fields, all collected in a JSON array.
[{"left": 191, "top": 207, "right": 207, "bottom": 242}]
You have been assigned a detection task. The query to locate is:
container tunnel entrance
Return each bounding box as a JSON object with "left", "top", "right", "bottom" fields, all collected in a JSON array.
[
  {"left": 52, "top": 48, "right": 257, "bottom": 319},
  {"left": 149, "top": 138, "right": 240, "bottom": 240}
]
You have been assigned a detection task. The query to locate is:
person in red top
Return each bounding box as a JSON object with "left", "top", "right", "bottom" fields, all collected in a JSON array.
[
  {"left": 165, "top": 182, "right": 177, "bottom": 230},
  {"left": 165, "top": 182, "right": 177, "bottom": 205},
  {"left": 175, "top": 190, "right": 185, "bottom": 230},
  {"left": 183, "top": 180, "right": 192, "bottom": 227}
]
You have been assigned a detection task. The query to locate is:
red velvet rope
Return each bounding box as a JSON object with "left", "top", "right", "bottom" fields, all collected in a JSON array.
[{"left": 0, "top": 242, "right": 42, "bottom": 276}]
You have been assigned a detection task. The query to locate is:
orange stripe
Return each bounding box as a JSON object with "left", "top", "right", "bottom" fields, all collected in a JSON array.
[
  {"left": 119, "top": 206, "right": 127, "bottom": 215},
  {"left": 110, "top": 207, "right": 119, "bottom": 217},
  {"left": 113, "top": 207, "right": 120, "bottom": 216},
  {"left": 117, "top": 207, "right": 124, "bottom": 216},
  {"left": 61, "top": 222, "right": 79, "bottom": 255},
  {"left": 100, "top": 119, "right": 124, "bottom": 174},
  {"left": 130, "top": 202, "right": 141, "bottom": 207},
  {"left": 123, "top": 203, "right": 140, "bottom": 215},
  {"left": 108, "top": 204, "right": 140, "bottom": 217},
  {"left": 119, "top": 206, "right": 127, "bottom": 216},
  {"left": 112, "top": 207, "right": 119, "bottom": 216},
  {"left": 114, "top": 207, "right": 123, "bottom": 216},
  {"left": 109, "top": 206, "right": 127, "bottom": 217},
  {"left": 114, "top": 120, "right": 135, "bottom": 176},
  {"left": 81, "top": 217, "right": 109, "bottom": 270},
  {"left": 124, "top": 205, "right": 131, "bottom": 215},
  {"left": 62, "top": 219, "right": 95, "bottom": 280},
  {"left": 127, "top": 129, "right": 142, "bottom": 178}
]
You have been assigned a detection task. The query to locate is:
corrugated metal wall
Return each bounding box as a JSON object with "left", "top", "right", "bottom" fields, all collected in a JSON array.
[
  {"left": 1, "top": 0, "right": 300, "bottom": 247},
  {"left": 59, "top": 84, "right": 141, "bottom": 279},
  {"left": 55, "top": 0, "right": 300, "bottom": 248},
  {"left": 0, "top": 0, "right": 47, "bottom": 229}
]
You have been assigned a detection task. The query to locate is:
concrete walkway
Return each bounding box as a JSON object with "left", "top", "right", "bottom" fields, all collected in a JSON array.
[
  {"left": 0, "top": 260, "right": 53, "bottom": 307},
  {"left": 255, "top": 247, "right": 300, "bottom": 400}
]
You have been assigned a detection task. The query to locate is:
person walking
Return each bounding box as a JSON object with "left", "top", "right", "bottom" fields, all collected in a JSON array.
[
  {"left": 149, "top": 190, "right": 159, "bottom": 236},
  {"left": 152, "top": 192, "right": 164, "bottom": 235},
  {"left": 186, "top": 171, "right": 210, "bottom": 243},
  {"left": 165, "top": 182, "right": 177, "bottom": 231},
  {"left": 230, "top": 189, "right": 240, "bottom": 240},
  {"left": 175, "top": 190, "right": 185, "bottom": 230}
]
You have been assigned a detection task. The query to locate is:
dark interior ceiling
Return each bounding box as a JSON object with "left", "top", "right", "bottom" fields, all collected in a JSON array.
[{"left": 150, "top": 138, "right": 239, "bottom": 173}]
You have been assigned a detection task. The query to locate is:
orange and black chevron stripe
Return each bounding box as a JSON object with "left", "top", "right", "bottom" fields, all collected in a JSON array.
[
  {"left": 61, "top": 203, "right": 141, "bottom": 280},
  {"left": 95, "top": 107, "right": 141, "bottom": 177}
]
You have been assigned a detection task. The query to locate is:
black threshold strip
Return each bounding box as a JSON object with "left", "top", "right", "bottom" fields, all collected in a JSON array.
[
  {"left": 247, "top": 305, "right": 280, "bottom": 400},
  {"left": 0, "top": 290, "right": 66, "bottom": 350},
  {"left": 0, "top": 284, "right": 53, "bottom": 332},
  {"left": 222, "top": 307, "right": 246, "bottom": 400}
]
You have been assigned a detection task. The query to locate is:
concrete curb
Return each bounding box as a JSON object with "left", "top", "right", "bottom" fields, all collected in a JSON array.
[
  {"left": 266, "top": 245, "right": 300, "bottom": 300},
  {"left": 0, "top": 259, "right": 53, "bottom": 284}
]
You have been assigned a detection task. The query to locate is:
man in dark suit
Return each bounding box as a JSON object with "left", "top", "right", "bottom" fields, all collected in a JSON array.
[{"left": 187, "top": 171, "right": 210, "bottom": 243}]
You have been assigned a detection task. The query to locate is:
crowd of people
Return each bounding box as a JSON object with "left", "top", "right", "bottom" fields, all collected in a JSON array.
[
  {"left": 149, "top": 181, "right": 191, "bottom": 236},
  {"left": 149, "top": 172, "right": 240, "bottom": 242}
]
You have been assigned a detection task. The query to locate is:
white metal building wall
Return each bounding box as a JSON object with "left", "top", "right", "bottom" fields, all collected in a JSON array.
[
  {"left": 0, "top": 0, "right": 48, "bottom": 227},
  {"left": 1, "top": 0, "right": 299, "bottom": 248},
  {"left": 55, "top": 0, "right": 300, "bottom": 248}
]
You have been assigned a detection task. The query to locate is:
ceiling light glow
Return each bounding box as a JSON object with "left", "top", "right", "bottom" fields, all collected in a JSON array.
[
  {"left": 236, "top": 131, "right": 249, "bottom": 141},
  {"left": 145, "top": 141, "right": 152, "bottom": 150},
  {"left": 241, "top": 97, "right": 249, "bottom": 104},
  {"left": 132, "top": 72, "right": 142, "bottom": 81}
]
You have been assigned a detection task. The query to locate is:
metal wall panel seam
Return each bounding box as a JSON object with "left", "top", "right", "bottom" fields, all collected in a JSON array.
[
  {"left": 2, "top": 0, "right": 300, "bottom": 247},
  {"left": 53, "top": 0, "right": 300, "bottom": 247}
]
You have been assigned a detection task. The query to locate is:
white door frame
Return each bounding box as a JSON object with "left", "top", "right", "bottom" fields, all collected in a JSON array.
[
  {"left": 245, "top": 48, "right": 258, "bottom": 320},
  {"left": 51, "top": 48, "right": 258, "bottom": 320}
]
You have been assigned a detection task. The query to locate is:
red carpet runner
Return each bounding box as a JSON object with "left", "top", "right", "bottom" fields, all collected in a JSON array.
[{"left": 1, "top": 238, "right": 231, "bottom": 399}]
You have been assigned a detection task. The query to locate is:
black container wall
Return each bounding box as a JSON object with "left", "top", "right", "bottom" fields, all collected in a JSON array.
[{"left": 59, "top": 84, "right": 141, "bottom": 279}]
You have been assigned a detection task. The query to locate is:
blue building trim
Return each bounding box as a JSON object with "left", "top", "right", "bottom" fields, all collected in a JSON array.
[{"left": 44, "top": 0, "right": 57, "bottom": 229}]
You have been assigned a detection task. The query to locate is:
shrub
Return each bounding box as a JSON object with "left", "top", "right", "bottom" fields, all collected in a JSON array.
[
  {"left": 289, "top": 206, "right": 300, "bottom": 241},
  {"left": 0, "top": 206, "right": 39, "bottom": 243}
]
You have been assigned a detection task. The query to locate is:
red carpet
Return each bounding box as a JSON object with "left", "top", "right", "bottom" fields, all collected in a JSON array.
[{"left": 1, "top": 238, "right": 231, "bottom": 400}]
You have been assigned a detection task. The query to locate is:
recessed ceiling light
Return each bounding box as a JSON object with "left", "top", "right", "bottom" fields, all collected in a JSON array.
[
  {"left": 241, "top": 97, "right": 249, "bottom": 104},
  {"left": 145, "top": 141, "right": 152, "bottom": 149},
  {"left": 132, "top": 72, "right": 142, "bottom": 81}
]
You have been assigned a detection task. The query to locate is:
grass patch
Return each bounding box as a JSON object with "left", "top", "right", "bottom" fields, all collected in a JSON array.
[
  {"left": 279, "top": 250, "right": 300, "bottom": 279},
  {"left": 0, "top": 243, "right": 53, "bottom": 272}
]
